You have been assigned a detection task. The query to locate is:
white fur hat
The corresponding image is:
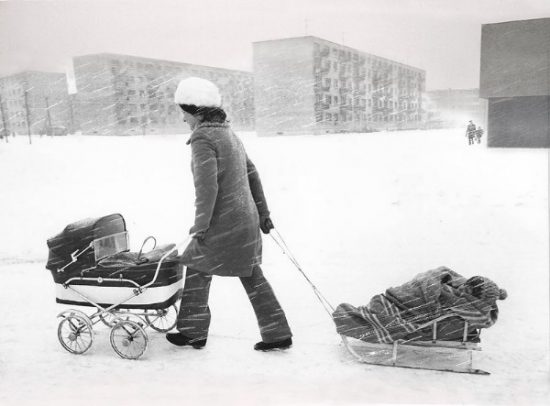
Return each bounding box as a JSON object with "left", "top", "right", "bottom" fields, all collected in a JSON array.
[{"left": 174, "top": 77, "right": 222, "bottom": 107}]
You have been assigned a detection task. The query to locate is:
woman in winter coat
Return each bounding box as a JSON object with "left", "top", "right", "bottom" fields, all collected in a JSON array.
[{"left": 166, "top": 77, "right": 293, "bottom": 351}]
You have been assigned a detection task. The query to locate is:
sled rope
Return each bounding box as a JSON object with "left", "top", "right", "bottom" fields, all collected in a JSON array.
[{"left": 270, "top": 229, "right": 335, "bottom": 318}]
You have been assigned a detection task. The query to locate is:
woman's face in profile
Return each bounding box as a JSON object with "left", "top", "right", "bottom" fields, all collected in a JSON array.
[{"left": 182, "top": 111, "right": 199, "bottom": 130}]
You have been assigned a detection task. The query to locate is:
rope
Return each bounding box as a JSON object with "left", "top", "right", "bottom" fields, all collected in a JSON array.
[{"left": 270, "top": 228, "right": 335, "bottom": 319}]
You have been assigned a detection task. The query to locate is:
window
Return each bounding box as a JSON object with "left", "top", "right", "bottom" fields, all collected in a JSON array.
[
  {"left": 324, "top": 78, "right": 331, "bottom": 87},
  {"left": 326, "top": 113, "right": 332, "bottom": 121},
  {"left": 333, "top": 79, "right": 338, "bottom": 88},
  {"left": 325, "top": 95, "right": 331, "bottom": 104}
]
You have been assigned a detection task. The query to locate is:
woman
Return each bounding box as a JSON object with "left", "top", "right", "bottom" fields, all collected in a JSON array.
[{"left": 166, "top": 77, "right": 292, "bottom": 351}]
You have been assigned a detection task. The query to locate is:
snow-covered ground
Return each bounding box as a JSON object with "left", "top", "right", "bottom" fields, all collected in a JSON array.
[{"left": 0, "top": 129, "right": 548, "bottom": 405}]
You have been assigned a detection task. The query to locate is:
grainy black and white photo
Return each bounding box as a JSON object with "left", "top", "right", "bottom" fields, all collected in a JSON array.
[{"left": 0, "top": 0, "right": 549, "bottom": 405}]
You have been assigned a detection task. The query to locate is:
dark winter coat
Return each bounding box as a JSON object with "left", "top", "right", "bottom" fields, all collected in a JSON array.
[
  {"left": 466, "top": 123, "right": 476, "bottom": 137},
  {"left": 180, "top": 122, "right": 270, "bottom": 277}
]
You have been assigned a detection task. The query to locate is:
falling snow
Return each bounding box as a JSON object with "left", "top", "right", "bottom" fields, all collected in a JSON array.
[{"left": 0, "top": 128, "right": 548, "bottom": 405}]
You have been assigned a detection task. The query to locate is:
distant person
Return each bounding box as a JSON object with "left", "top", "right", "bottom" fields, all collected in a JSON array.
[
  {"left": 166, "top": 77, "right": 293, "bottom": 352},
  {"left": 466, "top": 120, "right": 476, "bottom": 145},
  {"left": 475, "top": 126, "right": 484, "bottom": 144}
]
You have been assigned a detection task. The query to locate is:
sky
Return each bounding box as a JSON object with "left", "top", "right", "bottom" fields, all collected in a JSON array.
[{"left": 0, "top": 0, "right": 549, "bottom": 90}]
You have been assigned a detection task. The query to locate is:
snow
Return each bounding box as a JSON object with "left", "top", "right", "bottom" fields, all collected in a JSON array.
[{"left": 0, "top": 129, "right": 548, "bottom": 405}]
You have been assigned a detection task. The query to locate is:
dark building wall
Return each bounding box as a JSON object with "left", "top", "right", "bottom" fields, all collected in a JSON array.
[
  {"left": 480, "top": 19, "right": 550, "bottom": 98},
  {"left": 480, "top": 18, "right": 550, "bottom": 147},
  {"left": 487, "top": 96, "right": 550, "bottom": 147}
]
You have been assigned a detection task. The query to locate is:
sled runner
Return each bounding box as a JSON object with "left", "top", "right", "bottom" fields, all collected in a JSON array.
[
  {"left": 340, "top": 314, "right": 489, "bottom": 375},
  {"left": 46, "top": 214, "right": 186, "bottom": 359}
]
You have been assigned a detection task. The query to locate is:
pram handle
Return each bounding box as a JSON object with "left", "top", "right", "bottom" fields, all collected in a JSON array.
[{"left": 139, "top": 237, "right": 191, "bottom": 291}]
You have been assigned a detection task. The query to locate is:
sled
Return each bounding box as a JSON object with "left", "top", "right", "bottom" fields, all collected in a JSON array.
[
  {"left": 340, "top": 314, "right": 490, "bottom": 375},
  {"left": 269, "top": 230, "right": 493, "bottom": 375}
]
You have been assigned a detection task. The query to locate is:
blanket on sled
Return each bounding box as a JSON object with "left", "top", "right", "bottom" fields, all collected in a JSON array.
[{"left": 333, "top": 266, "right": 507, "bottom": 344}]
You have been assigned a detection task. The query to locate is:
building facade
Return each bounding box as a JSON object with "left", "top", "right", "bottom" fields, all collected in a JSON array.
[
  {"left": 0, "top": 71, "right": 70, "bottom": 136},
  {"left": 73, "top": 53, "right": 254, "bottom": 135},
  {"left": 480, "top": 18, "right": 550, "bottom": 148},
  {"left": 424, "top": 89, "right": 488, "bottom": 129},
  {"left": 253, "top": 36, "right": 425, "bottom": 136}
]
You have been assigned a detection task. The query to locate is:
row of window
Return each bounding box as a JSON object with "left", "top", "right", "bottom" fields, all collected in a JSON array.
[
  {"left": 317, "top": 93, "right": 420, "bottom": 111},
  {"left": 0, "top": 87, "right": 24, "bottom": 97},
  {"left": 317, "top": 60, "right": 367, "bottom": 75},
  {"left": 316, "top": 112, "right": 366, "bottom": 122},
  {"left": 318, "top": 75, "right": 423, "bottom": 93},
  {"left": 314, "top": 43, "right": 424, "bottom": 78},
  {"left": 315, "top": 112, "right": 422, "bottom": 124},
  {"left": 318, "top": 94, "right": 370, "bottom": 108}
]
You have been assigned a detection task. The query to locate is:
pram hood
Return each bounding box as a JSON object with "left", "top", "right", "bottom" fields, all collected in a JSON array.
[{"left": 46, "top": 213, "right": 127, "bottom": 272}]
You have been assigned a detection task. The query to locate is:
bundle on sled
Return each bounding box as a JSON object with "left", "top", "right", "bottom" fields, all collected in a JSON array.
[
  {"left": 332, "top": 266, "right": 507, "bottom": 375},
  {"left": 46, "top": 213, "right": 185, "bottom": 359}
]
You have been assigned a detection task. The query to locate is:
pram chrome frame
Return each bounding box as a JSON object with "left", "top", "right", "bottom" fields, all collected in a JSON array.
[
  {"left": 56, "top": 239, "right": 188, "bottom": 360},
  {"left": 341, "top": 314, "right": 489, "bottom": 375}
]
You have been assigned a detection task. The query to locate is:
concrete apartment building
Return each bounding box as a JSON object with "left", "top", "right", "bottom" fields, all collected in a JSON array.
[
  {"left": 253, "top": 36, "right": 425, "bottom": 135},
  {"left": 73, "top": 53, "right": 254, "bottom": 135},
  {"left": 0, "top": 71, "right": 70, "bottom": 136},
  {"left": 480, "top": 18, "right": 550, "bottom": 148},
  {"left": 425, "top": 89, "right": 487, "bottom": 129}
]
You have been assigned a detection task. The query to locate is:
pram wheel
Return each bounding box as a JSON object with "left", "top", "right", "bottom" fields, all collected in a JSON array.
[
  {"left": 110, "top": 320, "right": 148, "bottom": 359},
  {"left": 57, "top": 313, "right": 94, "bottom": 355},
  {"left": 145, "top": 304, "right": 178, "bottom": 332}
]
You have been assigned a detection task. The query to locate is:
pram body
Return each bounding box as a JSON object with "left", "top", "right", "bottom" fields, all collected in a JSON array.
[{"left": 46, "top": 214, "right": 185, "bottom": 359}]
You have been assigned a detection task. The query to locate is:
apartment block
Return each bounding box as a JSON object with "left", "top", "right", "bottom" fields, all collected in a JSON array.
[
  {"left": 253, "top": 36, "right": 425, "bottom": 135},
  {"left": 0, "top": 71, "right": 70, "bottom": 135},
  {"left": 480, "top": 18, "right": 550, "bottom": 147},
  {"left": 73, "top": 53, "right": 254, "bottom": 135},
  {"left": 425, "top": 89, "right": 487, "bottom": 129}
]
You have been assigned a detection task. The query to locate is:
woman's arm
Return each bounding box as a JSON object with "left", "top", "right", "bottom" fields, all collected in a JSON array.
[
  {"left": 246, "top": 155, "right": 270, "bottom": 218},
  {"left": 189, "top": 137, "right": 218, "bottom": 235}
]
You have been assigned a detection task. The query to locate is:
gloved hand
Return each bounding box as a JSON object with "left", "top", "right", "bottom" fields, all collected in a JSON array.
[
  {"left": 260, "top": 216, "right": 274, "bottom": 234},
  {"left": 192, "top": 231, "right": 206, "bottom": 242}
]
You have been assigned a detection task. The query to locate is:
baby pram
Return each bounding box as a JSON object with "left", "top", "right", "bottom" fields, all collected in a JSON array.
[{"left": 46, "top": 213, "right": 185, "bottom": 359}]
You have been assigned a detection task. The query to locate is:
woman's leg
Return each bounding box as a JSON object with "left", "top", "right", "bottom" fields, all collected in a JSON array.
[
  {"left": 240, "top": 266, "right": 292, "bottom": 343},
  {"left": 176, "top": 268, "right": 213, "bottom": 340}
]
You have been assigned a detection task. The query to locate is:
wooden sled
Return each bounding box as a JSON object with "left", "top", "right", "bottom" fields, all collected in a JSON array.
[{"left": 341, "top": 314, "right": 490, "bottom": 375}]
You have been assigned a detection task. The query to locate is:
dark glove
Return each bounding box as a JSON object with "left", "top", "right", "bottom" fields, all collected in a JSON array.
[
  {"left": 260, "top": 216, "right": 274, "bottom": 234},
  {"left": 192, "top": 231, "right": 206, "bottom": 242}
]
